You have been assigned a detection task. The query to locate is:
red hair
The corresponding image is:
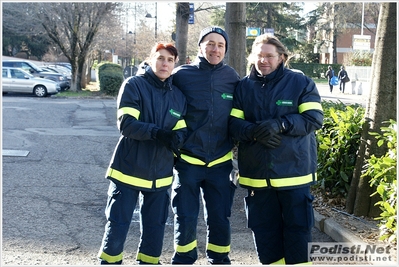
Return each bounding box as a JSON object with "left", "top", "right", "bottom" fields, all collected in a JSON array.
[{"left": 150, "top": 42, "right": 178, "bottom": 60}]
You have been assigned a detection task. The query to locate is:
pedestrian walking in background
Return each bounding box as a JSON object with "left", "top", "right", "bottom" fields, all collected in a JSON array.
[
  {"left": 229, "top": 34, "right": 324, "bottom": 264},
  {"left": 338, "top": 65, "right": 348, "bottom": 93},
  {"left": 170, "top": 26, "right": 240, "bottom": 265},
  {"left": 98, "top": 42, "right": 187, "bottom": 265},
  {"left": 325, "top": 65, "right": 335, "bottom": 93}
]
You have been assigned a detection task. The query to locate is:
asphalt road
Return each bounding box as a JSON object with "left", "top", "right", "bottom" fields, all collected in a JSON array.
[{"left": 2, "top": 87, "right": 366, "bottom": 265}]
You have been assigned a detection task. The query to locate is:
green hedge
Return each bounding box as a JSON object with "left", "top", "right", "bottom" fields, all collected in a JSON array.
[
  {"left": 316, "top": 101, "right": 397, "bottom": 243},
  {"left": 365, "top": 119, "right": 397, "bottom": 243},
  {"left": 290, "top": 63, "right": 342, "bottom": 79},
  {"left": 97, "top": 62, "right": 124, "bottom": 96},
  {"left": 315, "top": 100, "right": 365, "bottom": 197}
]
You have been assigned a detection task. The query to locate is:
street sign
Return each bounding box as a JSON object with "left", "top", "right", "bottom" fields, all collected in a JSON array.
[
  {"left": 352, "top": 35, "right": 371, "bottom": 51},
  {"left": 246, "top": 27, "right": 261, "bottom": 39},
  {"left": 189, "top": 3, "right": 194, "bottom": 24},
  {"left": 264, "top": 28, "right": 274, "bottom": 36}
]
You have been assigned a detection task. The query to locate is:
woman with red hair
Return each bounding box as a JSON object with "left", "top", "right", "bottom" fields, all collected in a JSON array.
[{"left": 98, "top": 42, "right": 187, "bottom": 265}]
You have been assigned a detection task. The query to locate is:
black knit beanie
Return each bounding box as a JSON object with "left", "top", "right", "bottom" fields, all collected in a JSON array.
[{"left": 198, "top": 26, "right": 228, "bottom": 52}]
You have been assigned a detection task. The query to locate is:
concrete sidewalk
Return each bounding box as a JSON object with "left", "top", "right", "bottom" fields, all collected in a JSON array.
[{"left": 316, "top": 82, "right": 368, "bottom": 106}]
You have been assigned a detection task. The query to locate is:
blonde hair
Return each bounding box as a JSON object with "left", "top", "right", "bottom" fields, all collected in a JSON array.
[{"left": 248, "top": 34, "right": 290, "bottom": 66}]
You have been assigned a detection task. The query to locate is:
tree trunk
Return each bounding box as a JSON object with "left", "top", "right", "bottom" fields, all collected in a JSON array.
[
  {"left": 80, "top": 62, "right": 87, "bottom": 89},
  {"left": 332, "top": 4, "right": 338, "bottom": 64},
  {"left": 175, "top": 3, "right": 189, "bottom": 66},
  {"left": 225, "top": 3, "right": 246, "bottom": 78},
  {"left": 346, "top": 2, "right": 397, "bottom": 217}
]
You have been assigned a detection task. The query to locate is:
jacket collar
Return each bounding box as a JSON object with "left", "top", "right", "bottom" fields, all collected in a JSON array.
[
  {"left": 249, "top": 62, "right": 285, "bottom": 83},
  {"left": 195, "top": 55, "right": 224, "bottom": 70}
]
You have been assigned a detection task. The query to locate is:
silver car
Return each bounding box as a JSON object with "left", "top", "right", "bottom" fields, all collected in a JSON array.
[
  {"left": 2, "top": 67, "right": 61, "bottom": 97},
  {"left": 3, "top": 60, "right": 70, "bottom": 91}
]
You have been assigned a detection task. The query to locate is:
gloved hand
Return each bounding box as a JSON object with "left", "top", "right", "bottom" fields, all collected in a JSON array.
[
  {"left": 156, "top": 129, "right": 180, "bottom": 157},
  {"left": 254, "top": 119, "right": 284, "bottom": 140},
  {"left": 253, "top": 119, "right": 285, "bottom": 149},
  {"left": 257, "top": 134, "right": 282, "bottom": 148}
]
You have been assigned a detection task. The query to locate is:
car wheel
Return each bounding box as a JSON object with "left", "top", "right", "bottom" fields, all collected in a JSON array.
[{"left": 33, "top": 85, "right": 47, "bottom": 97}]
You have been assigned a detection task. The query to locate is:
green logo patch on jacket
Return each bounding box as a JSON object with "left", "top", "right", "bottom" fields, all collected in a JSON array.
[
  {"left": 221, "top": 93, "right": 233, "bottom": 100},
  {"left": 276, "top": 100, "right": 293, "bottom": 106},
  {"left": 169, "top": 109, "right": 181, "bottom": 119}
]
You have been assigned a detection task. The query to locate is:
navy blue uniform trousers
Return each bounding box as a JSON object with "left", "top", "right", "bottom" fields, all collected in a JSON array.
[
  {"left": 244, "top": 186, "right": 314, "bottom": 264},
  {"left": 98, "top": 180, "right": 170, "bottom": 264},
  {"left": 171, "top": 161, "right": 235, "bottom": 264}
]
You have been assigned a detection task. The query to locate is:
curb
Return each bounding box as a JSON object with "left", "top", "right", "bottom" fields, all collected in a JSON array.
[{"left": 313, "top": 209, "right": 365, "bottom": 244}]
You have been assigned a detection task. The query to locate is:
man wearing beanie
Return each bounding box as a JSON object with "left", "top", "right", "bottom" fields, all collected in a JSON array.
[{"left": 170, "top": 26, "right": 240, "bottom": 265}]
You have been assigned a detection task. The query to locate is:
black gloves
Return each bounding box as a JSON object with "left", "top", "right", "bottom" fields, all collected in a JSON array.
[
  {"left": 254, "top": 119, "right": 284, "bottom": 137},
  {"left": 258, "top": 134, "right": 282, "bottom": 148},
  {"left": 155, "top": 129, "right": 180, "bottom": 157},
  {"left": 253, "top": 119, "right": 286, "bottom": 149}
]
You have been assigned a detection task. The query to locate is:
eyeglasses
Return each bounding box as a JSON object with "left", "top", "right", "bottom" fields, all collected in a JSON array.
[{"left": 257, "top": 54, "right": 280, "bottom": 61}]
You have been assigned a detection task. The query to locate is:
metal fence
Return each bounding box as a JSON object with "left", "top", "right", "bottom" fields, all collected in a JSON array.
[
  {"left": 345, "top": 66, "right": 372, "bottom": 95},
  {"left": 345, "top": 66, "right": 372, "bottom": 83}
]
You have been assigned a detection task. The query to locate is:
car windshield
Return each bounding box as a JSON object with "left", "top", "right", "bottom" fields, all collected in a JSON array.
[{"left": 28, "top": 61, "right": 44, "bottom": 72}]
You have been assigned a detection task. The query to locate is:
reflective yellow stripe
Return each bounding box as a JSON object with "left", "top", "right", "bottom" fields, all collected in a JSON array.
[
  {"left": 230, "top": 108, "right": 245, "bottom": 119},
  {"left": 269, "top": 173, "right": 316, "bottom": 187},
  {"left": 98, "top": 251, "right": 123, "bottom": 264},
  {"left": 106, "top": 168, "right": 172, "bottom": 189},
  {"left": 239, "top": 177, "right": 268, "bottom": 188},
  {"left": 207, "top": 243, "right": 231, "bottom": 253},
  {"left": 180, "top": 154, "right": 206, "bottom": 165},
  {"left": 175, "top": 240, "right": 197, "bottom": 253},
  {"left": 271, "top": 258, "right": 285, "bottom": 264},
  {"left": 156, "top": 176, "right": 173, "bottom": 188},
  {"left": 173, "top": 119, "right": 187, "bottom": 130},
  {"left": 136, "top": 252, "right": 159, "bottom": 264},
  {"left": 239, "top": 173, "right": 316, "bottom": 188},
  {"left": 208, "top": 151, "right": 232, "bottom": 167},
  {"left": 298, "top": 102, "right": 323, "bottom": 113},
  {"left": 117, "top": 107, "right": 140, "bottom": 120},
  {"left": 295, "top": 262, "right": 313, "bottom": 265},
  {"left": 180, "top": 151, "right": 232, "bottom": 167}
]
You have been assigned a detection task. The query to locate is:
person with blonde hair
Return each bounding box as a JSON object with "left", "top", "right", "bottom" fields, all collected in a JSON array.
[{"left": 229, "top": 34, "right": 324, "bottom": 265}]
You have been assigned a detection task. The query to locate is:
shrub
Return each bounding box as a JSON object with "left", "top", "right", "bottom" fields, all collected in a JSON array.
[
  {"left": 315, "top": 102, "right": 396, "bottom": 243},
  {"left": 344, "top": 50, "right": 373, "bottom": 66},
  {"left": 97, "top": 62, "right": 124, "bottom": 96},
  {"left": 289, "top": 63, "right": 341, "bottom": 79},
  {"left": 315, "top": 100, "right": 365, "bottom": 197},
  {"left": 364, "top": 120, "right": 397, "bottom": 243}
]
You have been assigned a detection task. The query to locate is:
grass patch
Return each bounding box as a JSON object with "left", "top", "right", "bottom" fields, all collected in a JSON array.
[
  {"left": 54, "top": 82, "right": 115, "bottom": 98},
  {"left": 313, "top": 78, "right": 328, "bottom": 84},
  {"left": 57, "top": 90, "right": 101, "bottom": 98}
]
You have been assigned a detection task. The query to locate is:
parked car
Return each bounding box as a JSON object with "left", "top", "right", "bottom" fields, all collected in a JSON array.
[
  {"left": 42, "top": 65, "right": 72, "bottom": 82},
  {"left": 2, "top": 67, "right": 60, "bottom": 97},
  {"left": 2, "top": 59, "right": 70, "bottom": 91},
  {"left": 55, "top": 62, "right": 72, "bottom": 70}
]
